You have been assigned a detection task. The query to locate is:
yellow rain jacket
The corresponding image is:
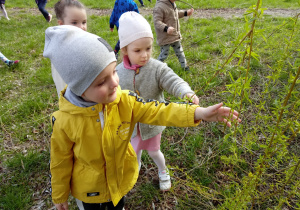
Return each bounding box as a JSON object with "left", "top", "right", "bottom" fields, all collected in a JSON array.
[{"left": 50, "top": 86, "right": 200, "bottom": 206}]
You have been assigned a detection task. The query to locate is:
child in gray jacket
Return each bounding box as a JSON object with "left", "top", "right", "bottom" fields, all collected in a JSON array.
[{"left": 117, "top": 11, "right": 198, "bottom": 191}]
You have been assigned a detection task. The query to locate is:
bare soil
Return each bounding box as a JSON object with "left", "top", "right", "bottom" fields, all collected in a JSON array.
[{"left": 11, "top": 7, "right": 300, "bottom": 19}]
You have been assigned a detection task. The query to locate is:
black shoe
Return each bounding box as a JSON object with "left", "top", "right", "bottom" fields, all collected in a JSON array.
[
  {"left": 184, "top": 66, "right": 190, "bottom": 71},
  {"left": 141, "top": 4, "right": 145, "bottom": 7},
  {"left": 148, "top": 0, "right": 152, "bottom": 2}
]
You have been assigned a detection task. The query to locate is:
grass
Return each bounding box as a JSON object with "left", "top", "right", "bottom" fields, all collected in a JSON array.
[
  {"left": 1, "top": 1, "right": 300, "bottom": 210},
  {"left": 5, "top": 0, "right": 300, "bottom": 9}
]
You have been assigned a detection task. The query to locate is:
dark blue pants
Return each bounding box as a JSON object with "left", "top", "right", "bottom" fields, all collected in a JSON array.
[
  {"left": 36, "top": 0, "right": 49, "bottom": 20},
  {"left": 138, "top": 0, "right": 144, "bottom": 6},
  {"left": 114, "top": 27, "right": 120, "bottom": 54},
  {"left": 114, "top": 40, "right": 120, "bottom": 54}
]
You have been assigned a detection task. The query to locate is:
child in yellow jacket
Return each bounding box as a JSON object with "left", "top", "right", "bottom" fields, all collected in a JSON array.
[{"left": 43, "top": 25, "right": 241, "bottom": 210}]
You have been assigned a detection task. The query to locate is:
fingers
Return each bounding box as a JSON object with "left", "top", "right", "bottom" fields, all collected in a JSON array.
[
  {"left": 210, "top": 102, "right": 223, "bottom": 112},
  {"left": 222, "top": 112, "right": 241, "bottom": 127},
  {"left": 193, "top": 96, "right": 199, "bottom": 105},
  {"left": 215, "top": 105, "right": 241, "bottom": 127},
  {"left": 223, "top": 119, "right": 232, "bottom": 127},
  {"left": 62, "top": 203, "right": 69, "bottom": 210},
  {"left": 55, "top": 202, "right": 68, "bottom": 210}
]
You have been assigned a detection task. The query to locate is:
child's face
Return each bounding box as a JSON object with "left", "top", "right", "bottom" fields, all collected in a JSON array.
[
  {"left": 58, "top": 6, "right": 87, "bottom": 31},
  {"left": 122, "top": 37, "right": 153, "bottom": 66},
  {"left": 81, "top": 62, "right": 119, "bottom": 104}
]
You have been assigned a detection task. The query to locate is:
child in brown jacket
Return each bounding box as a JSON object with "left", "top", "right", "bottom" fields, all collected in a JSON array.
[{"left": 153, "top": 0, "right": 193, "bottom": 71}]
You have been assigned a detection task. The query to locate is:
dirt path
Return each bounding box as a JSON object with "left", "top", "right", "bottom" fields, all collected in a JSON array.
[{"left": 12, "top": 7, "right": 299, "bottom": 19}]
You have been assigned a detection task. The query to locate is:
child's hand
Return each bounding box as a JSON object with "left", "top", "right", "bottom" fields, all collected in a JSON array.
[
  {"left": 194, "top": 102, "right": 241, "bottom": 127},
  {"left": 187, "top": 8, "right": 194, "bottom": 16},
  {"left": 110, "top": 28, "right": 114, "bottom": 32},
  {"left": 185, "top": 93, "right": 199, "bottom": 105},
  {"left": 167, "top": 26, "right": 175, "bottom": 34},
  {"left": 55, "top": 202, "right": 68, "bottom": 210}
]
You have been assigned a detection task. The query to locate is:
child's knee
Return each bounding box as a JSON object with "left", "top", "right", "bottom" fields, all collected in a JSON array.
[{"left": 147, "top": 150, "right": 160, "bottom": 158}]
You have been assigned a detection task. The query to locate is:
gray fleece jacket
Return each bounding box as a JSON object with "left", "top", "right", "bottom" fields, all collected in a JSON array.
[{"left": 117, "top": 58, "right": 195, "bottom": 140}]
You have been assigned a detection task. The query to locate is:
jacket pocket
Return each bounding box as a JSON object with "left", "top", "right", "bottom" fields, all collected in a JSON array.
[
  {"left": 71, "top": 163, "right": 107, "bottom": 196},
  {"left": 117, "top": 146, "right": 138, "bottom": 186}
]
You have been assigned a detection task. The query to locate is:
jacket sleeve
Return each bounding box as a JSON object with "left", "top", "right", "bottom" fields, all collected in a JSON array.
[
  {"left": 128, "top": 91, "right": 200, "bottom": 127},
  {"left": 157, "top": 64, "right": 195, "bottom": 99},
  {"left": 153, "top": 7, "right": 168, "bottom": 32},
  {"left": 109, "top": 3, "right": 118, "bottom": 28},
  {"left": 178, "top": 9, "right": 185, "bottom": 18},
  {"left": 50, "top": 114, "right": 74, "bottom": 204},
  {"left": 131, "top": 2, "right": 139, "bottom": 13}
]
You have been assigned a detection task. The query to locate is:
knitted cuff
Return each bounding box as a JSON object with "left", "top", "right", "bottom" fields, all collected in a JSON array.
[{"left": 164, "top": 26, "right": 169, "bottom": 32}]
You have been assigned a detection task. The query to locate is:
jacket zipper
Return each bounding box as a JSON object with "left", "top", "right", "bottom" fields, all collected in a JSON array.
[{"left": 134, "top": 68, "right": 140, "bottom": 96}]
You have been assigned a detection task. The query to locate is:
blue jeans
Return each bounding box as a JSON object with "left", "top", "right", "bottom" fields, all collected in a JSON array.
[{"left": 36, "top": 0, "right": 49, "bottom": 20}]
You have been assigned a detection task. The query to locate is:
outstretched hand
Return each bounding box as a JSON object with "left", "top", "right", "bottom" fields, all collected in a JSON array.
[
  {"left": 195, "top": 103, "right": 241, "bottom": 127},
  {"left": 187, "top": 8, "right": 194, "bottom": 16},
  {"left": 55, "top": 202, "right": 68, "bottom": 210}
]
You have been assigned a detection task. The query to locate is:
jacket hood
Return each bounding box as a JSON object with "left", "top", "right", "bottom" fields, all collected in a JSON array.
[{"left": 58, "top": 86, "right": 122, "bottom": 116}]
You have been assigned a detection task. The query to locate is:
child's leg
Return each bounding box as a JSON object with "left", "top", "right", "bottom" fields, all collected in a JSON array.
[
  {"left": 138, "top": 0, "right": 145, "bottom": 6},
  {"left": 147, "top": 150, "right": 166, "bottom": 172},
  {"left": 114, "top": 40, "right": 120, "bottom": 55},
  {"left": 0, "top": 4, "right": 9, "bottom": 20},
  {"left": 0, "top": 51, "right": 8, "bottom": 63},
  {"left": 148, "top": 150, "right": 171, "bottom": 191},
  {"left": 157, "top": 44, "right": 170, "bottom": 62},
  {"left": 171, "top": 41, "right": 187, "bottom": 68},
  {"left": 131, "top": 133, "right": 143, "bottom": 169},
  {"left": 0, "top": 51, "right": 19, "bottom": 67},
  {"left": 37, "top": 0, "right": 51, "bottom": 21}
]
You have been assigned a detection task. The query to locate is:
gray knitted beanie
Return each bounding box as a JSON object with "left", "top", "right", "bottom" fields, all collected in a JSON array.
[{"left": 43, "top": 25, "right": 116, "bottom": 96}]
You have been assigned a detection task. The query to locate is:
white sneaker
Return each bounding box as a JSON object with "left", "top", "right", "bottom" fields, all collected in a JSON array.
[
  {"left": 47, "top": 14, "right": 52, "bottom": 22},
  {"left": 159, "top": 169, "right": 171, "bottom": 191}
]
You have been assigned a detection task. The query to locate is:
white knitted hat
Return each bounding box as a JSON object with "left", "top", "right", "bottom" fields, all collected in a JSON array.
[
  {"left": 43, "top": 25, "right": 116, "bottom": 96},
  {"left": 118, "top": 11, "right": 153, "bottom": 48}
]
